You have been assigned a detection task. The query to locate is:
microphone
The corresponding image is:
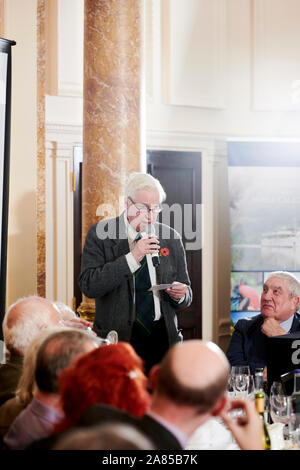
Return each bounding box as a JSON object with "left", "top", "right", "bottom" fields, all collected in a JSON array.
[{"left": 146, "top": 224, "right": 160, "bottom": 267}]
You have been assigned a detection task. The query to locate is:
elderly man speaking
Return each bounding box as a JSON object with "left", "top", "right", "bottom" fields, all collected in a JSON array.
[
  {"left": 79, "top": 172, "right": 192, "bottom": 372},
  {"left": 227, "top": 271, "right": 300, "bottom": 374}
]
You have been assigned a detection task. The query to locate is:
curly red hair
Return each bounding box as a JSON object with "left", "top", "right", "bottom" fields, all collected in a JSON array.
[{"left": 55, "top": 342, "right": 150, "bottom": 433}]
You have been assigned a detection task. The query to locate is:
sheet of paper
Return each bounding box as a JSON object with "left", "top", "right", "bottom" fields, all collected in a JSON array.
[{"left": 148, "top": 283, "right": 173, "bottom": 292}]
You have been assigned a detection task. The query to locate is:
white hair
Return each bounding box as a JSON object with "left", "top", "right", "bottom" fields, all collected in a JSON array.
[
  {"left": 3, "top": 296, "right": 62, "bottom": 354},
  {"left": 266, "top": 271, "right": 300, "bottom": 309},
  {"left": 125, "top": 172, "right": 166, "bottom": 203}
]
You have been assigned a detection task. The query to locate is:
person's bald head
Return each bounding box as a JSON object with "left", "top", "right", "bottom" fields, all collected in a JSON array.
[
  {"left": 3, "top": 296, "right": 62, "bottom": 356},
  {"left": 154, "top": 340, "right": 230, "bottom": 413}
]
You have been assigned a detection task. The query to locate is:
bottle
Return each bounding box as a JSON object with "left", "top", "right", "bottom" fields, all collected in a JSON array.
[
  {"left": 255, "top": 368, "right": 270, "bottom": 423},
  {"left": 255, "top": 368, "right": 264, "bottom": 392},
  {"left": 292, "top": 369, "right": 300, "bottom": 414},
  {"left": 255, "top": 392, "right": 271, "bottom": 450}
]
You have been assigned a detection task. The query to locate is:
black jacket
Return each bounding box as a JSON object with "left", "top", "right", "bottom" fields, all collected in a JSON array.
[{"left": 226, "top": 312, "right": 300, "bottom": 375}]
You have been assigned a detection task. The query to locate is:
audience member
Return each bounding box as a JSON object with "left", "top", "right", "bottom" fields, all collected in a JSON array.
[
  {"left": 0, "top": 296, "right": 94, "bottom": 406},
  {"left": 3, "top": 328, "right": 98, "bottom": 450},
  {"left": 80, "top": 340, "right": 264, "bottom": 450},
  {"left": 227, "top": 271, "right": 300, "bottom": 374},
  {"left": 56, "top": 342, "right": 150, "bottom": 432},
  {"left": 0, "top": 296, "right": 63, "bottom": 406},
  {"left": 25, "top": 342, "right": 150, "bottom": 449},
  {"left": 52, "top": 422, "right": 155, "bottom": 450},
  {"left": 0, "top": 328, "right": 60, "bottom": 437}
]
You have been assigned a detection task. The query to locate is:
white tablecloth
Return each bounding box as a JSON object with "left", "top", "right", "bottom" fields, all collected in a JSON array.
[{"left": 186, "top": 417, "right": 240, "bottom": 450}]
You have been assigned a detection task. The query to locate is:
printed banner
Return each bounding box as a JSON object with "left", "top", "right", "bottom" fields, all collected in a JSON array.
[{"left": 228, "top": 141, "right": 300, "bottom": 327}]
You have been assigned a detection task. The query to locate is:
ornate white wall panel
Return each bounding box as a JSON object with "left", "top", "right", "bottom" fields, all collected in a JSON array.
[
  {"left": 57, "top": 0, "right": 83, "bottom": 96},
  {"left": 46, "top": 140, "right": 75, "bottom": 306},
  {"left": 253, "top": 0, "right": 300, "bottom": 110},
  {"left": 162, "top": 0, "right": 226, "bottom": 109}
]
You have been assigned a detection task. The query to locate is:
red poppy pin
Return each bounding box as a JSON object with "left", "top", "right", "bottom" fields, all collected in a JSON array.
[{"left": 160, "top": 247, "right": 170, "bottom": 257}]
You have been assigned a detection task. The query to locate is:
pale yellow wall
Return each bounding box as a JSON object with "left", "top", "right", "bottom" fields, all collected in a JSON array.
[{"left": 4, "top": 0, "right": 37, "bottom": 306}]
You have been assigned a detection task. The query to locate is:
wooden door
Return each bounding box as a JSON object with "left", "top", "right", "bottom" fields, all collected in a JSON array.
[{"left": 147, "top": 150, "right": 202, "bottom": 340}]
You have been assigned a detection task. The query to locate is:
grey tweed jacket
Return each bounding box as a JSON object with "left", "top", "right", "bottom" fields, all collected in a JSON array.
[{"left": 78, "top": 214, "right": 192, "bottom": 345}]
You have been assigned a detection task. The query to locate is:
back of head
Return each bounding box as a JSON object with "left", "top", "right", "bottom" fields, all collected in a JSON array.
[
  {"left": 52, "top": 423, "right": 155, "bottom": 450},
  {"left": 58, "top": 342, "right": 150, "bottom": 429},
  {"left": 3, "top": 296, "right": 61, "bottom": 355},
  {"left": 15, "top": 327, "right": 62, "bottom": 405},
  {"left": 155, "top": 340, "right": 230, "bottom": 414},
  {"left": 125, "top": 172, "right": 166, "bottom": 203},
  {"left": 35, "top": 328, "right": 97, "bottom": 394}
]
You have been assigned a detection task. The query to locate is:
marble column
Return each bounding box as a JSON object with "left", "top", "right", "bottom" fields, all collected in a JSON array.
[
  {"left": 37, "top": 0, "right": 46, "bottom": 297},
  {"left": 78, "top": 0, "right": 143, "bottom": 321}
]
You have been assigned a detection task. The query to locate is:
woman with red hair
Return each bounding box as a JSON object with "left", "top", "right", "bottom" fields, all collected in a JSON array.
[{"left": 54, "top": 342, "right": 150, "bottom": 433}]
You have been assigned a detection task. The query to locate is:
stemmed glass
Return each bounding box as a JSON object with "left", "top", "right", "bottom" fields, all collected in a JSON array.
[
  {"left": 231, "top": 366, "right": 250, "bottom": 399},
  {"left": 231, "top": 366, "right": 250, "bottom": 377},
  {"left": 270, "top": 394, "right": 295, "bottom": 438},
  {"left": 270, "top": 381, "right": 284, "bottom": 397}
]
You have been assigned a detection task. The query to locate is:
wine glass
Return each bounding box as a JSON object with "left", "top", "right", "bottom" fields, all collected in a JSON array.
[
  {"left": 226, "top": 375, "right": 235, "bottom": 399},
  {"left": 231, "top": 366, "right": 250, "bottom": 399},
  {"left": 232, "top": 374, "right": 250, "bottom": 398},
  {"left": 248, "top": 375, "right": 255, "bottom": 400},
  {"left": 270, "top": 381, "right": 284, "bottom": 397},
  {"left": 231, "top": 365, "right": 250, "bottom": 377},
  {"left": 270, "top": 395, "right": 295, "bottom": 438},
  {"left": 106, "top": 330, "right": 118, "bottom": 344}
]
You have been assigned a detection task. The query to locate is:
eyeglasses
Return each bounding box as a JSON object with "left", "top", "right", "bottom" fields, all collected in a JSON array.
[{"left": 128, "top": 197, "right": 162, "bottom": 214}]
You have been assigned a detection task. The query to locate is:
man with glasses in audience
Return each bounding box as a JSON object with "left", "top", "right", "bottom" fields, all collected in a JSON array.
[{"left": 79, "top": 172, "right": 192, "bottom": 372}]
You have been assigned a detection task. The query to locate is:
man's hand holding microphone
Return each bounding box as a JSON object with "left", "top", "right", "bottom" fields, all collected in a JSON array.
[{"left": 131, "top": 227, "right": 187, "bottom": 301}]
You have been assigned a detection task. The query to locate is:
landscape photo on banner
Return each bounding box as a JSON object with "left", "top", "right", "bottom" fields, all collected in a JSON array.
[{"left": 228, "top": 141, "right": 300, "bottom": 329}]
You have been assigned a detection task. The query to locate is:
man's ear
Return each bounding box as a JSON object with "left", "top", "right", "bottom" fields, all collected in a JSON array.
[
  {"left": 211, "top": 395, "right": 228, "bottom": 417},
  {"left": 148, "top": 364, "right": 160, "bottom": 392},
  {"left": 293, "top": 296, "right": 300, "bottom": 310}
]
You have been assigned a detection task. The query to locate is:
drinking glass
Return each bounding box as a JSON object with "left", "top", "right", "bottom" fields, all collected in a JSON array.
[
  {"left": 106, "top": 330, "right": 118, "bottom": 344},
  {"left": 226, "top": 375, "right": 235, "bottom": 399},
  {"left": 270, "top": 381, "right": 284, "bottom": 397},
  {"left": 232, "top": 374, "right": 250, "bottom": 398},
  {"left": 248, "top": 375, "right": 255, "bottom": 400},
  {"left": 231, "top": 365, "right": 250, "bottom": 377},
  {"left": 270, "top": 395, "right": 295, "bottom": 439},
  {"left": 231, "top": 366, "right": 250, "bottom": 399}
]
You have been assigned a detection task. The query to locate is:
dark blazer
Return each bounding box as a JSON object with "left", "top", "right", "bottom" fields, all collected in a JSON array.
[
  {"left": 78, "top": 214, "right": 192, "bottom": 345},
  {"left": 26, "top": 404, "right": 139, "bottom": 450},
  {"left": 0, "top": 355, "right": 23, "bottom": 407},
  {"left": 226, "top": 312, "right": 300, "bottom": 375},
  {"left": 79, "top": 404, "right": 182, "bottom": 450},
  {"left": 27, "top": 404, "right": 183, "bottom": 451}
]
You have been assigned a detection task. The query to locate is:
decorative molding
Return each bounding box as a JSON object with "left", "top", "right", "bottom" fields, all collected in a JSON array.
[
  {"left": 147, "top": 129, "right": 228, "bottom": 160},
  {"left": 57, "top": 81, "right": 83, "bottom": 97},
  {"left": 46, "top": 122, "right": 83, "bottom": 138},
  {"left": 46, "top": 139, "right": 74, "bottom": 306},
  {"left": 162, "top": 0, "right": 227, "bottom": 109}
]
